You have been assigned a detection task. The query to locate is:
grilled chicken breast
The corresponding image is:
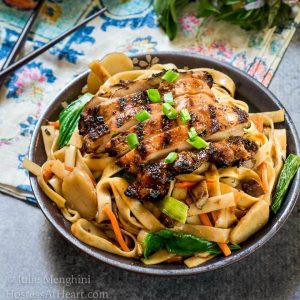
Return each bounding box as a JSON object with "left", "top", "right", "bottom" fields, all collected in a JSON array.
[
  {"left": 78, "top": 68, "right": 256, "bottom": 202},
  {"left": 125, "top": 136, "right": 258, "bottom": 201},
  {"left": 117, "top": 102, "right": 249, "bottom": 173},
  {"left": 79, "top": 70, "right": 214, "bottom": 153}
]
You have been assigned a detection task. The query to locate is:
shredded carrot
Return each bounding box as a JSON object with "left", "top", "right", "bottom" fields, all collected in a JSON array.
[
  {"left": 43, "top": 168, "right": 53, "bottom": 181},
  {"left": 217, "top": 243, "right": 232, "bottom": 257},
  {"left": 175, "top": 181, "right": 197, "bottom": 188},
  {"left": 49, "top": 121, "right": 60, "bottom": 129},
  {"left": 199, "top": 213, "right": 212, "bottom": 227},
  {"left": 199, "top": 213, "right": 231, "bottom": 257},
  {"left": 251, "top": 115, "right": 264, "bottom": 133},
  {"left": 260, "top": 162, "right": 268, "bottom": 192},
  {"left": 102, "top": 205, "right": 130, "bottom": 252},
  {"left": 65, "top": 165, "right": 74, "bottom": 172}
]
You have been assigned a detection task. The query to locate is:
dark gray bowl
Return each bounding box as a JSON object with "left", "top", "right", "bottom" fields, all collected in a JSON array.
[{"left": 29, "top": 52, "right": 300, "bottom": 276}]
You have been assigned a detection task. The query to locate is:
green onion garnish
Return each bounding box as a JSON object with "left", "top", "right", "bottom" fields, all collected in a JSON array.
[
  {"left": 158, "top": 196, "right": 188, "bottom": 224},
  {"left": 188, "top": 127, "right": 197, "bottom": 140},
  {"left": 163, "top": 93, "right": 175, "bottom": 105},
  {"left": 180, "top": 109, "right": 191, "bottom": 123},
  {"left": 146, "top": 89, "right": 161, "bottom": 103},
  {"left": 162, "top": 70, "right": 180, "bottom": 83},
  {"left": 164, "top": 152, "right": 178, "bottom": 163},
  {"left": 187, "top": 136, "right": 208, "bottom": 149},
  {"left": 162, "top": 103, "right": 177, "bottom": 120},
  {"left": 135, "top": 110, "right": 151, "bottom": 122},
  {"left": 127, "top": 133, "right": 139, "bottom": 149}
]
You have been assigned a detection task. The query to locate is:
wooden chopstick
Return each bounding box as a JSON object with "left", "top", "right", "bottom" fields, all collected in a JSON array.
[
  {"left": 0, "top": 7, "right": 107, "bottom": 82},
  {"left": 1, "top": 0, "right": 45, "bottom": 71}
]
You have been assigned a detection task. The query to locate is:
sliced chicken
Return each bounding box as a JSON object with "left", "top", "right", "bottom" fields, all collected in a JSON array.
[
  {"left": 79, "top": 70, "right": 214, "bottom": 153},
  {"left": 125, "top": 137, "right": 258, "bottom": 201},
  {"left": 105, "top": 93, "right": 215, "bottom": 157},
  {"left": 118, "top": 103, "right": 249, "bottom": 174},
  {"left": 79, "top": 103, "right": 162, "bottom": 153}
]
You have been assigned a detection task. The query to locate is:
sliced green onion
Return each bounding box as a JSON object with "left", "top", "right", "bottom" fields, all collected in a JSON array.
[
  {"left": 158, "top": 196, "right": 188, "bottom": 224},
  {"left": 163, "top": 93, "right": 175, "bottom": 106},
  {"left": 188, "top": 127, "right": 198, "bottom": 140},
  {"left": 127, "top": 133, "right": 139, "bottom": 149},
  {"left": 180, "top": 109, "right": 191, "bottom": 123},
  {"left": 146, "top": 89, "right": 161, "bottom": 103},
  {"left": 243, "top": 121, "right": 258, "bottom": 134},
  {"left": 164, "top": 152, "right": 178, "bottom": 163},
  {"left": 162, "top": 70, "right": 180, "bottom": 83},
  {"left": 187, "top": 136, "right": 208, "bottom": 149},
  {"left": 162, "top": 103, "right": 177, "bottom": 120},
  {"left": 135, "top": 110, "right": 151, "bottom": 122},
  {"left": 271, "top": 154, "right": 300, "bottom": 213}
]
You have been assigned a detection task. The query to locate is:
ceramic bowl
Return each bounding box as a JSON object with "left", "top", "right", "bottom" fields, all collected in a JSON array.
[{"left": 29, "top": 52, "right": 300, "bottom": 275}]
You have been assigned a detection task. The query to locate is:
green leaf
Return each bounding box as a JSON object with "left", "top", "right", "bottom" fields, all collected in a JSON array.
[
  {"left": 271, "top": 154, "right": 300, "bottom": 214},
  {"left": 58, "top": 93, "right": 93, "bottom": 148},
  {"left": 143, "top": 229, "right": 240, "bottom": 258}
]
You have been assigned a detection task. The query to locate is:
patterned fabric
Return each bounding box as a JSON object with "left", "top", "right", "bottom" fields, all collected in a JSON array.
[{"left": 0, "top": 0, "right": 299, "bottom": 204}]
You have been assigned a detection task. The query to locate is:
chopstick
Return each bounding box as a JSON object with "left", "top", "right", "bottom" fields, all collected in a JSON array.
[
  {"left": 0, "top": 7, "right": 107, "bottom": 82},
  {"left": 1, "top": 0, "right": 45, "bottom": 71}
]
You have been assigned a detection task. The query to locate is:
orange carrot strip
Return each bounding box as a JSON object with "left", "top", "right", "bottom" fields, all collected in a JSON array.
[
  {"left": 175, "top": 181, "right": 197, "bottom": 188},
  {"left": 199, "top": 213, "right": 212, "bottom": 227},
  {"left": 217, "top": 243, "right": 232, "bottom": 257},
  {"left": 43, "top": 168, "right": 53, "bottom": 181},
  {"left": 102, "top": 205, "right": 130, "bottom": 252},
  {"left": 64, "top": 165, "right": 74, "bottom": 172},
  {"left": 49, "top": 121, "right": 60, "bottom": 129},
  {"left": 251, "top": 115, "right": 264, "bottom": 133},
  {"left": 199, "top": 213, "right": 231, "bottom": 257},
  {"left": 260, "top": 162, "right": 268, "bottom": 192}
]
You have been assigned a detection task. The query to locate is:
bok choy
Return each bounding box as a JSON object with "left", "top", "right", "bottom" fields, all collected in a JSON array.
[
  {"left": 58, "top": 93, "right": 93, "bottom": 148},
  {"left": 143, "top": 229, "right": 240, "bottom": 258},
  {"left": 271, "top": 154, "right": 300, "bottom": 214}
]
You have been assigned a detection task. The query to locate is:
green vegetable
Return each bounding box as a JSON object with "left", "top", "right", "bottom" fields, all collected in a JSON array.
[
  {"left": 153, "top": 0, "right": 292, "bottom": 40},
  {"left": 135, "top": 109, "right": 152, "bottom": 122},
  {"left": 188, "top": 127, "right": 198, "bottom": 140},
  {"left": 271, "top": 154, "right": 300, "bottom": 214},
  {"left": 127, "top": 133, "right": 139, "bottom": 149},
  {"left": 243, "top": 121, "right": 258, "bottom": 134},
  {"left": 143, "top": 229, "right": 240, "bottom": 258},
  {"left": 165, "top": 152, "right": 178, "bottom": 163},
  {"left": 164, "top": 92, "right": 175, "bottom": 105},
  {"left": 180, "top": 108, "right": 191, "bottom": 123},
  {"left": 162, "top": 70, "right": 180, "bottom": 83},
  {"left": 159, "top": 196, "right": 188, "bottom": 223},
  {"left": 187, "top": 136, "right": 209, "bottom": 149},
  {"left": 162, "top": 103, "right": 178, "bottom": 120},
  {"left": 153, "top": 0, "right": 190, "bottom": 40},
  {"left": 58, "top": 93, "right": 93, "bottom": 148},
  {"left": 147, "top": 89, "right": 161, "bottom": 103}
]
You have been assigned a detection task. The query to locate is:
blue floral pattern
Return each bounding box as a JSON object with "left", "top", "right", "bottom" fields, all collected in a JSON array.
[
  {"left": 49, "top": 25, "right": 95, "bottom": 64},
  {"left": 19, "top": 116, "right": 38, "bottom": 137},
  {"left": 5, "top": 62, "right": 56, "bottom": 99},
  {"left": 0, "top": 28, "right": 18, "bottom": 61}
]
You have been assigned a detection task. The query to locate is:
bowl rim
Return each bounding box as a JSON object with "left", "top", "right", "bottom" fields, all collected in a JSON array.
[{"left": 29, "top": 51, "right": 300, "bottom": 276}]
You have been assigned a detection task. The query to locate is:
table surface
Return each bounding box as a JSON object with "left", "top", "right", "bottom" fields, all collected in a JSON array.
[{"left": 1, "top": 30, "right": 300, "bottom": 300}]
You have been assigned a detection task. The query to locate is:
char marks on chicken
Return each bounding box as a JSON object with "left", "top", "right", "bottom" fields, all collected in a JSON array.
[
  {"left": 78, "top": 69, "right": 257, "bottom": 201},
  {"left": 125, "top": 137, "right": 258, "bottom": 201}
]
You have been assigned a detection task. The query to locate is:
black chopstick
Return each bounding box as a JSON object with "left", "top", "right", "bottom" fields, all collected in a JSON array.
[
  {"left": 1, "top": 0, "right": 45, "bottom": 71},
  {"left": 0, "top": 7, "right": 107, "bottom": 82}
]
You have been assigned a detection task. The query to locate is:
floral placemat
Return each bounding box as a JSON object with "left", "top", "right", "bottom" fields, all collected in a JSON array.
[{"left": 0, "top": 0, "right": 299, "bottom": 204}]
